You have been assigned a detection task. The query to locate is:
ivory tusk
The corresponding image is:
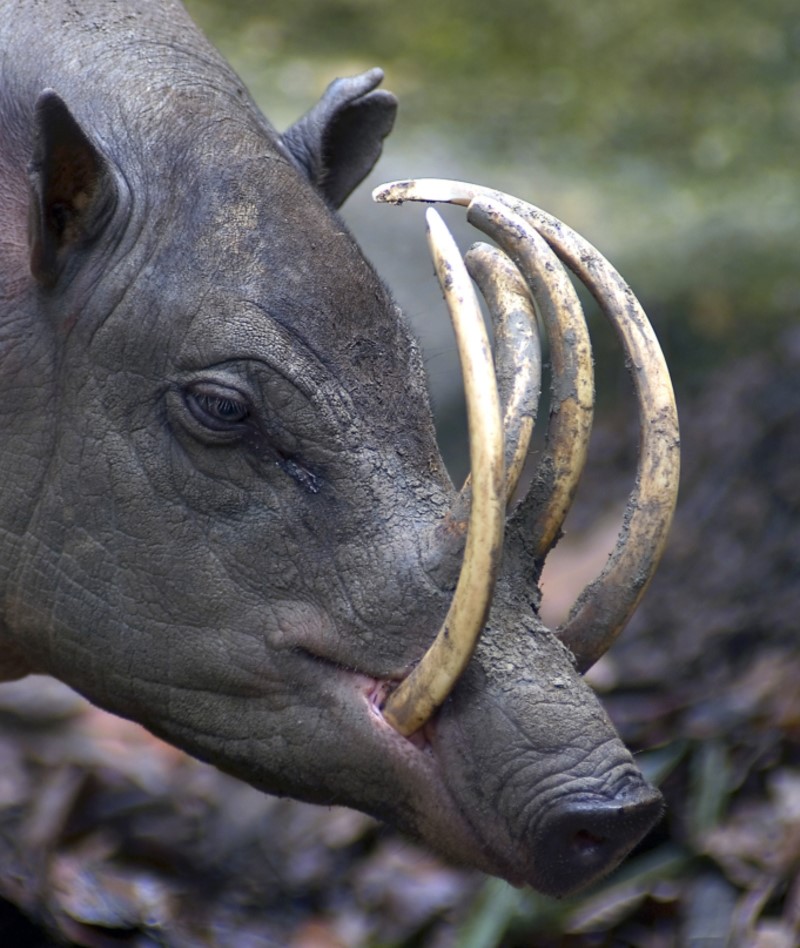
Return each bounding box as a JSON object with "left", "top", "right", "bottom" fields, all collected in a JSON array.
[
  {"left": 466, "top": 200, "right": 594, "bottom": 557},
  {"left": 374, "top": 179, "right": 679, "bottom": 671},
  {"left": 381, "top": 208, "right": 505, "bottom": 735},
  {"left": 464, "top": 242, "right": 541, "bottom": 506}
]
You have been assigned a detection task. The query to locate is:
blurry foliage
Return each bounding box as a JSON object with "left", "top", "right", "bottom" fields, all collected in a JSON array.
[
  {"left": 186, "top": 0, "right": 799, "bottom": 171},
  {"left": 186, "top": 0, "right": 800, "bottom": 382}
]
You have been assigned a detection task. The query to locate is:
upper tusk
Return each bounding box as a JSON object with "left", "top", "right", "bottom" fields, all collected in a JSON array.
[
  {"left": 465, "top": 199, "right": 594, "bottom": 558},
  {"left": 374, "top": 179, "right": 680, "bottom": 672},
  {"left": 539, "top": 224, "right": 680, "bottom": 671},
  {"left": 381, "top": 208, "right": 506, "bottom": 735},
  {"left": 373, "top": 179, "right": 479, "bottom": 208},
  {"left": 464, "top": 242, "right": 541, "bottom": 506}
]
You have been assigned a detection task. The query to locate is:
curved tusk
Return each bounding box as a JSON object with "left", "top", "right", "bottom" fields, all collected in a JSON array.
[
  {"left": 464, "top": 242, "right": 541, "bottom": 506},
  {"left": 374, "top": 179, "right": 680, "bottom": 671},
  {"left": 381, "top": 208, "right": 505, "bottom": 735},
  {"left": 466, "top": 200, "right": 594, "bottom": 557}
]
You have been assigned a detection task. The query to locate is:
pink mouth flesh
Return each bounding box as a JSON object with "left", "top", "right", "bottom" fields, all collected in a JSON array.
[{"left": 367, "top": 679, "right": 432, "bottom": 750}]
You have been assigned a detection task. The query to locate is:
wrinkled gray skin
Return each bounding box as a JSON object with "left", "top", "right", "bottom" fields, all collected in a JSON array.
[{"left": 0, "top": 0, "right": 662, "bottom": 897}]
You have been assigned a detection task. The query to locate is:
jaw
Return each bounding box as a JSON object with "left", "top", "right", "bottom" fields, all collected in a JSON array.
[
  {"left": 105, "top": 619, "right": 658, "bottom": 898},
  {"left": 355, "top": 674, "right": 523, "bottom": 880}
]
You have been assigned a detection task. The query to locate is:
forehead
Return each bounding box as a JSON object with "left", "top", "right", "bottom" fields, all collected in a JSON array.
[
  {"left": 171, "top": 169, "right": 412, "bottom": 354},
  {"left": 181, "top": 160, "right": 389, "bottom": 321}
]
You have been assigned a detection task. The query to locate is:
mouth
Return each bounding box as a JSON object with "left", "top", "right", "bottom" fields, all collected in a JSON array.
[
  {"left": 367, "top": 678, "right": 432, "bottom": 750},
  {"left": 333, "top": 668, "right": 527, "bottom": 886}
]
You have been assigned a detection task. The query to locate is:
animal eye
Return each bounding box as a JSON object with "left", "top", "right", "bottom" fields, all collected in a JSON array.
[{"left": 186, "top": 382, "right": 250, "bottom": 430}]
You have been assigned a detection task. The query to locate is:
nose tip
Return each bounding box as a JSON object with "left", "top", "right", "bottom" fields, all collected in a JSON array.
[{"left": 533, "top": 784, "right": 664, "bottom": 898}]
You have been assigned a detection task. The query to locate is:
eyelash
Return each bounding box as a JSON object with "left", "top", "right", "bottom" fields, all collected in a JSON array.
[
  {"left": 185, "top": 384, "right": 250, "bottom": 431},
  {"left": 194, "top": 392, "right": 249, "bottom": 425}
]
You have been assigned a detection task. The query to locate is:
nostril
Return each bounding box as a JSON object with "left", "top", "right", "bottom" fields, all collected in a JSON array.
[{"left": 571, "top": 827, "right": 608, "bottom": 859}]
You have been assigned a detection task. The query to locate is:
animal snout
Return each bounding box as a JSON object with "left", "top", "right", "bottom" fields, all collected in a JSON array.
[{"left": 534, "top": 783, "right": 664, "bottom": 897}]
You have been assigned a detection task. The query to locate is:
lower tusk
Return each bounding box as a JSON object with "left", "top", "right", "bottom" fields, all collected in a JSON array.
[
  {"left": 465, "top": 243, "right": 541, "bottom": 506},
  {"left": 381, "top": 209, "right": 505, "bottom": 735}
]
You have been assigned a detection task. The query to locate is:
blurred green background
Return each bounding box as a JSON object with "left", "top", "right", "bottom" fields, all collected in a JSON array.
[{"left": 186, "top": 0, "right": 799, "bottom": 394}]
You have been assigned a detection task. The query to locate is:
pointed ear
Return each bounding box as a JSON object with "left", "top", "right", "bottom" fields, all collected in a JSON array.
[
  {"left": 28, "top": 90, "right": 118, "bottom": 287},
  {"left": 282, "top": 68, "right": 397, "bottom": 209}
]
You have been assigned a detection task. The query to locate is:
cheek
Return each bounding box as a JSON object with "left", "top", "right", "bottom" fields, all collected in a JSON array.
[{"left": 266, "top": 599, "right": 335, "bottom": 653}]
